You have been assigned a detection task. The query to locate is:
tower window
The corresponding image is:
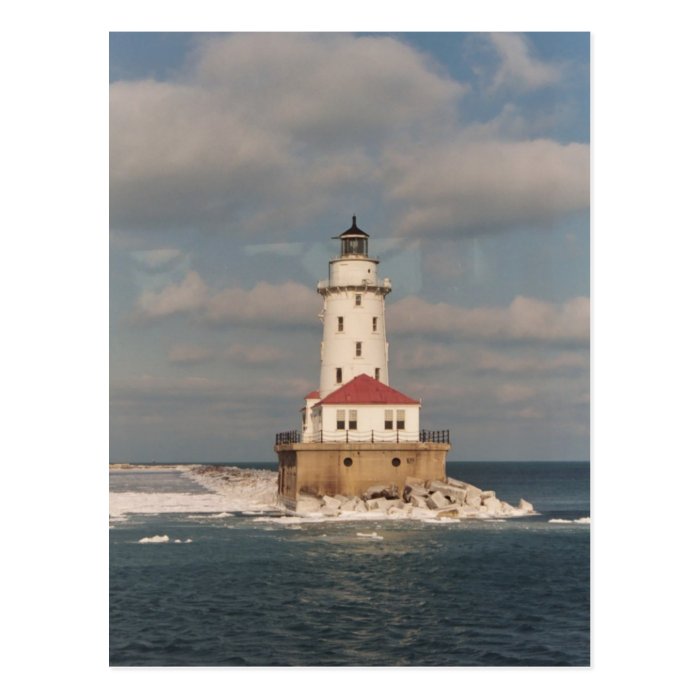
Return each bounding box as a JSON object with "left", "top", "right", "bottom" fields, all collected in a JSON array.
[
  {"left": 375, "top": 368, "right": 380, "bottom": 381},
  {"left": 337, "top": 316, "right": 343, "bottom": 332},
  {"left": 336, "top": 409, "right": 345, "bottom": 430},
  {"left": 397, "top": 410, "right": 405, "bottom": 430},
  {"left": 355, "top": 342, "right": 362, "bottom": 357},
  {"left": 336, "top": 368, "right": 342, "bottom": 384},
  {"left": 372, "top": 317, "right": 378, "bottom": 332},
  {"left": 355, "top": 294, "right": 362, "bottom": 306},
  {"left": 385, "top": 409, "right": 393, "bottom": 430},
  {"left": 349, "top": 410, "right": 357, "bottom": 430}
]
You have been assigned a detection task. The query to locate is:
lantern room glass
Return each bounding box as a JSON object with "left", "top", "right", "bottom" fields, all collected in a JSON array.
[{"left": 341, "top": 237, "right": 367, "bottom": 257}]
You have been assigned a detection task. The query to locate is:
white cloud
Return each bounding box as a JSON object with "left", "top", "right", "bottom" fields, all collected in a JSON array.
[
  {"left": 167, "top": 344, "right": 213, "bottom": 365},
  {"left": 389, "top": 295, "right": 589, "bottom": 344},
  {"left": 489, "top": 33, "right": 562, "bottom": 91},
  {"left": 223, "top": 343, "right": 288, "bottom": 365},
  {"left": 110, "top": 34, "right": 464, "bottom": 233},
  {"left": 495, "top": 383, "right": 537, "bottom": 404},
  {"left": 394, "top": 343, "right": 461, "bottom": 371},
  {"left": 384, "top": 138, "right": 589, "bottom": 238},
  {"left": 131, "top": 248, "right": 184, "bottom": 271},
  {"left": 135, "top": 270, "right": 208, "bottom": 319},
  {"left": 133, "top": 271, "right": 320, "bottom": 328},
  {"left": 477, "top": 350, "right": 588, "bottom": 374}
]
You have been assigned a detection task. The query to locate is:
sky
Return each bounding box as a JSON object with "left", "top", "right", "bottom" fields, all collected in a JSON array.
[{"left": 110, "top": 32, "right": 590, "bottom": 462}]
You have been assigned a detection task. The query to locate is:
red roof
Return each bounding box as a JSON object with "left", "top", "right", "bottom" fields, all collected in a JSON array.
[
  {"left": 316, "top": 374, "right": 419, "bottom": 406},
  {"left": 304, "top": 390, "right": 320, "bottom": 399}
]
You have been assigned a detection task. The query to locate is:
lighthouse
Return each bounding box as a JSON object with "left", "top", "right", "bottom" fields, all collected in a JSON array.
[{"left": 275, "top": 217, "right": 450, "bottom": 509}]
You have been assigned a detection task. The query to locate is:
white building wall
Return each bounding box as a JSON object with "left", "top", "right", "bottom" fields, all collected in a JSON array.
[{"left": 308, "top": 403, "right": 420, "bottom": 443}]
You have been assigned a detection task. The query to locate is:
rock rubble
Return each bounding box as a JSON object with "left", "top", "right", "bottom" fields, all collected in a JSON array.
[{"left": 287, "top": 477, "right": 536, "bottom": 519}]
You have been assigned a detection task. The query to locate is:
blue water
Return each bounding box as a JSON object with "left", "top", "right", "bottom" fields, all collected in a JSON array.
[{"left": 110, "top": 461, "right": 589, "bottom": 666}]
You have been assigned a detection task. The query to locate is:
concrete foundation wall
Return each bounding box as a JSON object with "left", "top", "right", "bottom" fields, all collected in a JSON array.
[{"left": 275, "top": 441, "right": 449, "bottom": 506}]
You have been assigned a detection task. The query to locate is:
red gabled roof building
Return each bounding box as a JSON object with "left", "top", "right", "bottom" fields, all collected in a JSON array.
[{"left": 313, "top": 374, "right": 419, "bottom": 406}]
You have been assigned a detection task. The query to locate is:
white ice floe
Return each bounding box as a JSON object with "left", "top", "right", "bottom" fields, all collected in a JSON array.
[
  {"left": 173, "top": 538, "right": 193, "bottom": 544},
  {"left": 138, "top": 534, "right": 170, "bottom": 544},
  {"left": 549, "top": 517, "right": 590, "bottom": 524}
]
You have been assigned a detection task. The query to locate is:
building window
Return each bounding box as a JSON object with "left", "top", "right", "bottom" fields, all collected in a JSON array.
[
  {"left": 349, "top": 410, "right": 357, "bottom": 430},
  {"left": 392, "top": 458, "right": 401, "bottom": 467},
  {"left": 336, "top": 409, "right": 346, "bottom": 430},
  {"left": 372, "top": 317, "right": 378, "bottom": 332},
  {"left": 385, "top": 409, "right": 393, "bottom": 430},
  {"left": 355, "top": 294, "right": 362, "bottom": 306},
  {"left": 343, "top": 457, "right": 353, "bottom": 467},
  {"left": 355, "top": 342, "right": 362, "bottom": 357},
  {"left": 397, "top": 409, "right": 405, "bottom": 430},
  {"left": 336, "top": 368, "right": 342, "bottom": 384},
  {"left": 337, "top": 316, "right": 343, "bottom": 332},
  {"left": 375, "top": 368, "right": 380, "bottom": 381}
]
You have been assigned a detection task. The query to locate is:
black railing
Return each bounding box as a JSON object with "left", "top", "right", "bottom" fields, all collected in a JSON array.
[
  {"left": 419, "top": 429, "right": 451, "bottom": 444},
  {"left": 275, "top": 430, "right": 300, "bottom": 445},
  {"left": 276, "top": 429, "right": 450, "bottom": 445}
]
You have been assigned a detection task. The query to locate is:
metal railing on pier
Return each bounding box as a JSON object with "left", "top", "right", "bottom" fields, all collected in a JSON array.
[
  {"left": 275, "top": 428, "right": 450, "bottom": 445},
  {"left": 275, "top": 430, "right": 300, "bottom": 445}
]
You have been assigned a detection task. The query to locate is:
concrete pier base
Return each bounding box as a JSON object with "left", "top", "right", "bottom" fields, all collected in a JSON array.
[{"left": 275, "top": 441, "right": 450, "bottom": 510}]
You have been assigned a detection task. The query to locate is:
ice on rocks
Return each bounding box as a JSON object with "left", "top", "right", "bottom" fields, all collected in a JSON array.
[
  {"left": 410, "top": 494, "right": 429, "bottom": 509},
  {"left": 363, "top": 484, "right": 399, "bottom": 500},
  {"left": 366, "top": 497, "right": 393, "bottom": 512},
  {"left": 322, "top": 495, "right": 342, "bottom": 510},
  {"left": 427, "top": 491, "right": 450, "bottom": 510},
  {"left": 483, "top": 497, "right": 500, "bottom": 515},
  {"left": 518, "top": 499, "right": 534, "bottom": 513},
  {"left": 428, "top": 480, "right": 468, "bottom": 504}
]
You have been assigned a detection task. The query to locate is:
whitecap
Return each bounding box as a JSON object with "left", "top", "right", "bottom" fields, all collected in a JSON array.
[{"left": 357, "top": 532, "right": 383, "bottom": 540}]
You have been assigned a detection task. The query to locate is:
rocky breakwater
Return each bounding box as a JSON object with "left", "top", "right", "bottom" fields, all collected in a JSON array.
[{"left": 291, "top": 476, "right": 536, "bottom": 520}]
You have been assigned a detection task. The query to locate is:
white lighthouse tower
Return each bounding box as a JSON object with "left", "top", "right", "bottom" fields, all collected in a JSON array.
[
  {"left": 276, "top": 217, "right": 450, "bottom": 509},
  {"left": 317, "top": 215, "right": 391, "bottom": 396}
]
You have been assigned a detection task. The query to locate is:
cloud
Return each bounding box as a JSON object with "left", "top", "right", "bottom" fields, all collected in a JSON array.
[
  {"left": 389, "top": 295, "right": 589, "bottom": 344},
  {"left": 489, "top": 33, "right": 562, "bottom": 91},
  {"left": 495, "top": 383, "right": 537, "bottom": 404},
  {"left": 131, "top": 248, "right": 185, "bottom": 271},
  {"left": 110, "top": 33, "right": 464, "bottom": 233},
  {"left": 223, "top": 343, "right": 288, "bottom": 365},
  {"left": 384, "top": 138, "right": 589, "bottom": 238},
  {"left": 205, "top": 281, "right": 319, "bottom": 327},
  {"left": 135, "top": 270, "right": 208, "bottom": 319},
  {"left": 476, "top": 349, "right": 588, "bottom": 374},
  {"left": 167, "top": 344, "right": 214, "bottom": 365},
  {"left": 394, "top": 343, "right": 461, "bottom": 371},
  {"left": 133, "top": 271, "right": 320, "bottom": 328}
]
